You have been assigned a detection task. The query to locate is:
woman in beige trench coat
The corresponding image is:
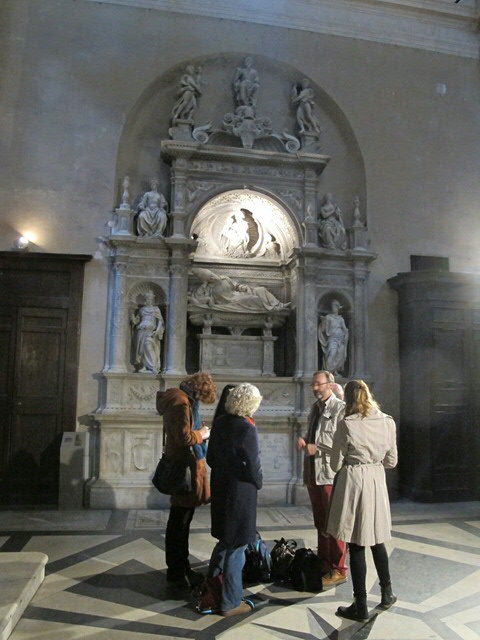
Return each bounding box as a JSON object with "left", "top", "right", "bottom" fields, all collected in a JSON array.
[{"left": 326, "top": 380, "right": 398, "bottom": 622}]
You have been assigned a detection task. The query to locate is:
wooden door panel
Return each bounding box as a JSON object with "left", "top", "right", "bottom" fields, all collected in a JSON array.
[
  {"left": 16, "top": 310, "right": 66, "bottom": 407},
  {"left": 4, "top": 308, "right": 68, "bottom": 505},
  {"left": 7, "top": 413, "right": 62, "bottom": 505},
  {"left": 430, "top": 326, "right": 469, "bottom": 498},
  {"left": 0, "top": 252, "right": 90, "bottom": 507}
]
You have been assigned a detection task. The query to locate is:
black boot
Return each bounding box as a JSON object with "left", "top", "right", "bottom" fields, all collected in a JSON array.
[
  {"left": 380, "top": 584, "right": 397, "bottom": 609},
  {"left": 336, "top": 598, "right": 369, "bottom": 622}
]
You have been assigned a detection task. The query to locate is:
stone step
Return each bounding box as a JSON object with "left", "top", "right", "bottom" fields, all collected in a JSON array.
[{"left": 0, "top": 552, "right": 48, "bottom": 640}]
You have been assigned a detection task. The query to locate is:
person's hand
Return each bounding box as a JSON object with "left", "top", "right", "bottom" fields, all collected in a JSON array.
[
  {"left": 200, "top": 426, "right": 210, "bottom": 441},
  {"left": 306, "top": 443, "right": 317, "bottom": 456},
  {"left": 296, "top": 437, "right": 306, "bottom": 451}
]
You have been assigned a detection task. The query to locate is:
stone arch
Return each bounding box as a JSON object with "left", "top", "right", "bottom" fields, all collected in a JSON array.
[{"left": 114, "top": 53, "right": 367, "bottom": 229}]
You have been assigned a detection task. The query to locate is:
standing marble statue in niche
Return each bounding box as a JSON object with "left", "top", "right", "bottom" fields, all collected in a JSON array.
[
  {"left": 136, "top": 180, "right": 168, "bottom": 237},
  {"left": 233, "top": 56, "right": 260, "bottom": 108},
  {"left": 131, "top": 291, "right": 165, "bottom": 373},
  {"left": 318, "top": 299, "right": 349, "bottom": 375},
  {"left": 171, "top": 65, "right": 203, "bottom": 122},
  {"left": 318, "top": 193, "right": 347, "bottom": 250},
  {"left": 220, "top": 210, "right": 251, "bottom": 257},
  {"left": 291, "top": 79, "right": 321, "bottom": 135}
]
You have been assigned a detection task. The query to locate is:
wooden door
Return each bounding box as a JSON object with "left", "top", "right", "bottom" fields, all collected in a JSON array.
[{"left": 0, "top": 253, "right": 90, "bottom": 506}]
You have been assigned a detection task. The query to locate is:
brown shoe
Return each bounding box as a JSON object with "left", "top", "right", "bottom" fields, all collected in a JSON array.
[
  {"left": 322, "top": 570, "right": 347, "bottom": 588},
  {"left": 222, "top": 600, "right": 254, "bottom": 617}
]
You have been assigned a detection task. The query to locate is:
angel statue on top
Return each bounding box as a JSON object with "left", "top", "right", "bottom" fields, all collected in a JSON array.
[{"left": 171, "top": 65, "right": 203, "bottom": 123}]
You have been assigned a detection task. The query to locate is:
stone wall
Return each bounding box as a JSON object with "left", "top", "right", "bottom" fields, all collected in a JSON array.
[{"left": 1, "top": 0, "right": 479, "bottom": 478}]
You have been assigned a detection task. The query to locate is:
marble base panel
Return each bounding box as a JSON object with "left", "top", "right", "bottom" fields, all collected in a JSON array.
[
  {"left": 88, "top": 479, "right": 170, "bottom": 510},
  {"left": 91, "top": 379, "right": 307, "bottom": 508}
]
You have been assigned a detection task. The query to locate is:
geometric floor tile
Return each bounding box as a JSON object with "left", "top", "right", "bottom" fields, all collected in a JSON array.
[
  {"left": 386, "top": 548, "right": 479, "bottom": 605},
  {"left": 393, "top": 522, "right": 480, "bottom": 549},
  {"left": 23, "top": 535, "right": 120, "bottom": 563},
  {"left": 2, "top": 502, "right": 480, "bottom": 640}
]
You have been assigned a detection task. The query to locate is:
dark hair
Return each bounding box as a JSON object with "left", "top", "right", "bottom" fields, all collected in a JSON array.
[{"left": 213, "top": 384, "right": 236, "bottom": 423}]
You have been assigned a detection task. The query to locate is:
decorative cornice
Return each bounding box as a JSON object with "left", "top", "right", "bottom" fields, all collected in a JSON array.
[{"left": 82, "top": 0, "right": 480, "bottom": 59}]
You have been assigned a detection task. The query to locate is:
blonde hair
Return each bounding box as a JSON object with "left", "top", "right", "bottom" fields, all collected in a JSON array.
[
  {"left": 344, "top": 379, "right": 379, "bottom": 418},
  {"left": 181, "top": 372, "right": 217, "bottom": 404},
  {"left": 225, "top": 383, "right": 262, "bottom": 417}
]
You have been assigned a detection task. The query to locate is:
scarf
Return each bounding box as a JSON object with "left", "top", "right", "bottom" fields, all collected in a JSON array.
[{"left": 180, "top": 382, "right": 207, "bottom": 460}]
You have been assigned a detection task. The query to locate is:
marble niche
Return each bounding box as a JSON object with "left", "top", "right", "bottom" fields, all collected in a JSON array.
[{"left": 88, "top": 56, "right": 377, "bottom": 509}]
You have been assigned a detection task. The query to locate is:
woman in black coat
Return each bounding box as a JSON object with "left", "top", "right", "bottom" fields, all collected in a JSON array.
[{"left": 206, "top": 383, "right": 263, "bottom": 617}]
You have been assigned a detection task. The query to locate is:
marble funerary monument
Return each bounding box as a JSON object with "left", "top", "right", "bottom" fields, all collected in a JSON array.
[{"left": 90, "top": 56, "right": 376, "bottom": 508}]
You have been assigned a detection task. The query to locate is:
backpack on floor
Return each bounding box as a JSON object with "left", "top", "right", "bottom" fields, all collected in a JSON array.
[
  {"left": 290, "top": 547, "right": 324, "bottom": 592},
  {"left": 243, "top": 531, "right": 272, "bottom": 584},
  {"left": 270, "top": 537, "right": 297, "bottom": 580},
  {"left": 196, "top": 573, "right": 223, "bottom": 614}
]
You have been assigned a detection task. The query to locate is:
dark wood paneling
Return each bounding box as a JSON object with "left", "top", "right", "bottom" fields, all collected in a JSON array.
[
  {"left": 389, "top": 271, "right": 480, "bottom": 502},
  {"left": 0, "top": 253, "right": 90, "bottom": 506}
]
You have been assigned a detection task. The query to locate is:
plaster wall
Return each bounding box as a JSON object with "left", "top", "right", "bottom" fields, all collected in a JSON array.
[{"left": 0, "top": 0, "right": 479, "bottom": 423}]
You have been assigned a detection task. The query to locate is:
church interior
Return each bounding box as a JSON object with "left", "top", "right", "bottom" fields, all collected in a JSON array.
[{"left": 0, "top": 1, "right": 479, "bottom": 638}]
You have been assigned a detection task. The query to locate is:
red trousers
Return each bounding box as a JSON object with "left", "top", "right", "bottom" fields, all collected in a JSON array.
[{"left": 307, "top": 483, "right": 347, "bottom": 576}]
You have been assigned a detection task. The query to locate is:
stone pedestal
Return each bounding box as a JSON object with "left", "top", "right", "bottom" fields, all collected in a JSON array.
[
  {"left": 348, "top": 224, "right": 369, "bottom": 250},
  {"left": 109, "top": 206, "right": 135, "bottom": 237},
  {"left": 198, "top": 334, "right": 277, "bottom": 376}
]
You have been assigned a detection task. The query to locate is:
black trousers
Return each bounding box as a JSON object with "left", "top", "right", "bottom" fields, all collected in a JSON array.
[
  {"left": 348, "top": 542, "right": 391, "bottom": 599},
  {"left": 165, "top": 505, "right": 195, "bottom": 581}
]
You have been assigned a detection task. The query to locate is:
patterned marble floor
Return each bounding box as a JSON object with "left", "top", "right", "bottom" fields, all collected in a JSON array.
[{"left": 0, "top": 501, "right": 479, "bottom": 640}]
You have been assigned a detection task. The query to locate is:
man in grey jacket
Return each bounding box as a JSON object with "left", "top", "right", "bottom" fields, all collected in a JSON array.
[{"left": 297, "top": 370, "right": 347, "bottom": 587}]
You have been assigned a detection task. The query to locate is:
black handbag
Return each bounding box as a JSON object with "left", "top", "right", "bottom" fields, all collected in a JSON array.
[
  {"left": 290, "top": 548, "right": 324, "bottom": 592},
  {"left": 270, "top": 538, "right": 297, "bottom": 579},
  {"left": 152, "top": 428, "right": 193, "bottom": 495}
]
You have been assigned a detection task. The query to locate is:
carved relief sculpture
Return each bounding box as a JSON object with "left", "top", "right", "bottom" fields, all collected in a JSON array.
[
  {"left": 291, "top": 79, "right": 321, "bottom": 136},
  {"left": 131, "top": 291, "right": 165, "bottom": 373},
  {"left": 188, "top": 268, "right": 290, "bottom": 312},
  {"left": 136, "top": 180, "right": 168, "bottom": 237},
  {"left": 318, "top": 299, "right": 349, "bottom": 375},
  {"left": 171, "top": 65, "right": 203, "bottom": 123},
  {"left": 220, "top": 210, "right": 251, "bottom": 257},
  {"left": 318, "top": 192, "right": 347, "bottom": 250}
]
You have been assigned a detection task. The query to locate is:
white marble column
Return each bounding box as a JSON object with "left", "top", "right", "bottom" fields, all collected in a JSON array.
[
  {"left": 170, "top": 159, "right": 189, "bottom": 237},
  {"left": 353, "top": 261, "right": 369, "bottom": 377},
  {"left": 106, "top": 260, "right": 129, "bottom": 372},
  {"left": 165, "top": 255, "right": 189, "bottom": 375},
  {"left": 303, "top": 261, "right": 319, "bottom": 377}
]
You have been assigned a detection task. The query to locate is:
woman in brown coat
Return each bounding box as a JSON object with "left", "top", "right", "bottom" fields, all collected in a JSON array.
[
  {"left": 156, "top": 372, "right": 216, "bottom": 589},
  {"left": 326, "top": 379, "right": 398, "bottom": 622}
]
